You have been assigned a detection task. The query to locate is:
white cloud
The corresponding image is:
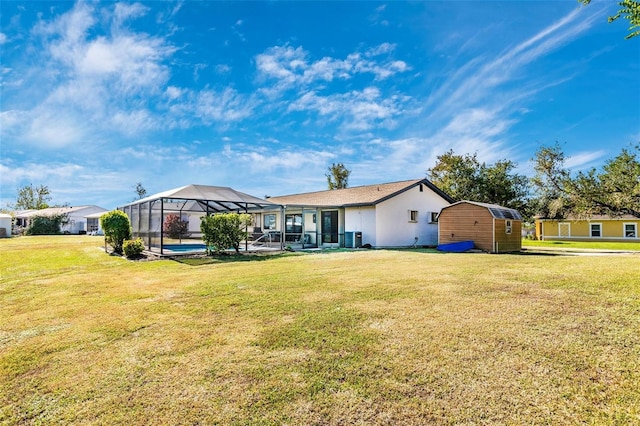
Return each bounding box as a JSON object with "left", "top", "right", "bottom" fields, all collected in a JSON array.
[
  {"left": 0, "top": 33, "right": 7, "bottom": 44},
  {"left": 195, "top": 88, "right": 256, "bottom": 122},
  {"left": 2, "top": 1, "right": 177, "bottom": 149},
  {"left": 255, "top": 43, "right": 411, "bottom": 91},
  {"left": 288, "top": 87, "right": 408, "bottom": 131},
  {"left": 565, "top": 150, "right": 606, "bottom": 170}
]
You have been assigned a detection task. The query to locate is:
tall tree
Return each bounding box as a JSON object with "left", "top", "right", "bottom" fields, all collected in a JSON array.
[
  {"left": 531, "top": 144, "right": 640, "bottom": 218},
  {"left": 428, "top": 150, "right": 531, "bottom": 215},
  {"left": 14, "top": 184, "right": 52, "bottom": 210},
  {"left": 428, "top": 151, "right": 483, "bottom": 202},
  {"left": 579, "top": 0, "right": 640, "bottom": 39},
  {"left": 133, "top": 182, "right": 147, "bottom": 201},
  {"left": 326, "top": 163, "right": 350, "bottom": 190}
]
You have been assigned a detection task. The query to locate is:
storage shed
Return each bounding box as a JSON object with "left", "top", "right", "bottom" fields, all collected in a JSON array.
[{"left": 438, "top": 201, "right": 522, "bottom": 253}]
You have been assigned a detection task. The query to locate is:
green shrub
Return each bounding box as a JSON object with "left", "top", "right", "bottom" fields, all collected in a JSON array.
[
  {"left": 100, "top": 210, "right": 132, "bottom": 255},
  {"left": 26, "top": 214, "right": 68, "bottom": 235},
  {"left": 123, "top": 238, "right": 145, "bottom": 258},
  {"left": 200, "top": 213, "right": 252, "bottom": 255}
]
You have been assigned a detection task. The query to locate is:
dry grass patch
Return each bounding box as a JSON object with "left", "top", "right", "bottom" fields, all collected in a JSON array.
[{"left": 1, "top": 236, "right": 639, "bottom": 424}]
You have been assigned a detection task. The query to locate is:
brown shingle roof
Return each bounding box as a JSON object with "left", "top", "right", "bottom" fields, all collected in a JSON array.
[{"left": 268, "top": 179, "right": 453, "bottom": 207}]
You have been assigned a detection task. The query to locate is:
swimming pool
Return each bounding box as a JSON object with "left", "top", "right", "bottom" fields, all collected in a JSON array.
[{"left": 162, "top": 244, "right": 207, "bottom": 253}]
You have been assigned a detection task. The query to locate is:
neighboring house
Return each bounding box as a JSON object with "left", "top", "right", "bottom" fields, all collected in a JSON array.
[
  {"left": 535, "top": 215, "right": 640, "bottom": 242},
  {"left": 263, "top": 178, "right": 454, "bottom": 248},
  {"left": 15, "top": 206, "right": 109, "bottom": 234},
  {"left": 438, "top": 201, "right": 523, "bottom": 253},
  {"left": 85, "top": 211, "right": 108, "bottom": 234}
]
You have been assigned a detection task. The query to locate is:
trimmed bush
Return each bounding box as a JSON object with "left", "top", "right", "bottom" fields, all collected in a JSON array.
[
  {"left": 100, "top": 210, "right": 132, "bottom": 255},
  {"left": 123, "top": 238, "right": 145, "bottom": 258},
  {"left": 200, "top": 213, "right": 252, "bottom": 255}
]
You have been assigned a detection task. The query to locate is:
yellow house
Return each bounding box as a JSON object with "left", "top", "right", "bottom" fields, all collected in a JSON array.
[{"left": 535, "top": 215, "right": 640, "bottom": 242}]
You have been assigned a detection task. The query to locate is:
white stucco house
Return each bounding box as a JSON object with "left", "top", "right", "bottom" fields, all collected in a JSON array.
[
  {"left": 259, "top": 178, "right": 454, "bottom": 248},
  {"left": 15, "top": 206, "right": 109, "bottom": 234}
]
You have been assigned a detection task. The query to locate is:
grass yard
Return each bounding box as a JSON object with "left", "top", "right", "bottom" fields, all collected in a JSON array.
[
  {"left": 522, "top": 239, "right": 640, "bottom": 251},
  {"left": 1, "top": 236, "right": 639, "bottom": 425}
]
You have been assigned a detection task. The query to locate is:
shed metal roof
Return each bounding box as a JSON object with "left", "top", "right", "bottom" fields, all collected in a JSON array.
[{"left": 443, "top": 201, "right": 523, "bottom": 220}]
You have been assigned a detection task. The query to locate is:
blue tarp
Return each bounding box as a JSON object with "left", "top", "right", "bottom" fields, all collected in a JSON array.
[{"left": 437, "top": 241, "right": 474, "bottom": 253}]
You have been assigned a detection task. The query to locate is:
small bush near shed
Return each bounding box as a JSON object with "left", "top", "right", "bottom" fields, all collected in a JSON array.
[{"left": 123, "top": 238, "right": 145, "bottom": 258}]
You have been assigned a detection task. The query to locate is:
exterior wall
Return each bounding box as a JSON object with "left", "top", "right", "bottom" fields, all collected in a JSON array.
[
  {"left": 375, "top": 184, "right": 449, "bottom": 247},
  {"left": 494, "top": 219, "right": 522, "bottom": 253},
  {"left": 0, "top": 214, "right": 12, "bottom": 238},
  {"left": 62, "top": 207, "right": 108, "bottom": 234},
  {"left": 537, "top": 218, "right": 640, "bottom": 242},
  {"left": 344, "top": 206, "right": 376, "bottom": 247},
  {"left": 438, "top": 204, "right": 495, "bottom": 252}
]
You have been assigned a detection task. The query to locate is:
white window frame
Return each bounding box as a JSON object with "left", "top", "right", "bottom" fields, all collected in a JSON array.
[
  {"left": 505, "top": 220, "right": 512, "bottom": 235},
  {"left": 590, "top": 222, "right": 602, "bottom": 238},
  {"left": 429, "top": 212, "right": 439, "bottom": 223},
  {"left": 559, "top": 222, "right": 571, "bottom": 238},
  {"left": 409, "top": 210, "right": 419, "bottom": 223},
  {"left": 623, "top": 223, "right": 637, "bottom": 238}
]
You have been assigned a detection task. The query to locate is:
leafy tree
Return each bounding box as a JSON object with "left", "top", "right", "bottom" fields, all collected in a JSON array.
[
  {"left": 200, "top": 213, "right": 252, "bottom": 255},
  {"left": 579, "top": 0, "right": 640, "bottom": 39},
  {"left": 14, "top": 184, "right": 52, "bottom": 210},
  {"left": 133, "top": 182, "right": 147, "bottom": 201},
  {"left": 428, "top": 151, "right": 483, "bottom": 202},
  {"left": 163, "top": 214, "right": 189, "bottom": 239},
  {"left": 25, "top": 214, "right": 68, "bottom": 235},
  {"left": 531, "top": 144, "right": 640, "bottom": 218},
  {"left": 428, "top": 150, "right": 531, "bottom": 215},
  {"left": 326, "top": 163, "right": 350, "bottom": 190},
  {"left": 100, "top": 210, "right": 132, "bottom": 255}
]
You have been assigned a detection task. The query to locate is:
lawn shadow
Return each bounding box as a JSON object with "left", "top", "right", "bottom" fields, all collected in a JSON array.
[{"left": 173, "top": 252, "right": 300, "bottom": 266}]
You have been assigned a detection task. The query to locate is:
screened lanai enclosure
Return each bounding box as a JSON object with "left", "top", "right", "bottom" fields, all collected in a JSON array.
[{"left": 119, "top": 185, "right": 282, "bottom": 254}]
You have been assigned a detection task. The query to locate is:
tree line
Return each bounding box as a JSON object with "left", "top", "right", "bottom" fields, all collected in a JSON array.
[{"left": 427, "top": 144, "right": 640, "bottom": 221}]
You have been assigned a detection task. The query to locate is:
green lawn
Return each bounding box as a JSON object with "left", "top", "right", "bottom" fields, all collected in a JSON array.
[
  {"left": 1, "top": 236, "right": 639, "bottom": 425},
  {"left": 523, "top": 239, "right": 640, "bottom": 251}
]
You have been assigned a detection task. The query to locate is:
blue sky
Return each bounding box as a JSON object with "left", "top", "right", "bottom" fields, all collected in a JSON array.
[{"left": 1, "top": 1, "right": 639, "bottom": 209}]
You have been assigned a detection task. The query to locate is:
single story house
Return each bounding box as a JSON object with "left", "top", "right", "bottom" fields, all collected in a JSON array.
[
  {"left": 438, "top": 201, "right": 523, "bottom": 253},
  {"left": 263, "top": 178, "right": 454, "bottom": 248},
  {"left": 15, "top": 205, "right": 109, "bottom": 234},
  {"left": 535, "top": 215, "right": 640, "bottom": 242}
]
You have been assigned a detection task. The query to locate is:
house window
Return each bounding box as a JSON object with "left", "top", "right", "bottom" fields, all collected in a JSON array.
[
  {"left": 559, "top": 222, "right": 570, "bottom": 237},
  {"left": 429, "top": 212, "right": 439, "bottom": 223},
  {"left": 624, "top": 223, "right": 637, "bottom": 238},
  {"left": 505, "top": 220, "right": 512, "bottom": 235},
  {"left": 590, "top": 223, "right": 602, "bottom": 238},
  {"left": 264, "top": 214, "right": 276, "bottom": 230},
  {"left": 409, "top": 210, "right": 418, "bottom": 223},
  {"left": 285, "top": 214, "right": 302, "bottom": 234}
]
